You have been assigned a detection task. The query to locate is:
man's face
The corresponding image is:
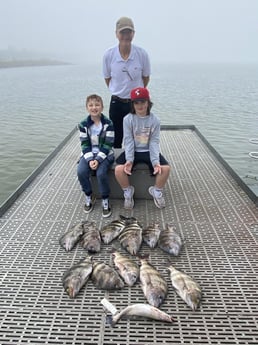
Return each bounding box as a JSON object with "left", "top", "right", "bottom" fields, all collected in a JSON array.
[{"left": 116, "top": 29, "right": 134, "bottom": 44}]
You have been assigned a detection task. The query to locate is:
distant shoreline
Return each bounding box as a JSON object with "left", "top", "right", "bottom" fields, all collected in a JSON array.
[{"left": 0, "top": 59, "right": 72, "bottom": 69}]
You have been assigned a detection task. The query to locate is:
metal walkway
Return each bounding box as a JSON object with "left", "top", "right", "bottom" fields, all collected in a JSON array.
[{"left": 0, "top": 126, "right": 257, "bottom": 345}]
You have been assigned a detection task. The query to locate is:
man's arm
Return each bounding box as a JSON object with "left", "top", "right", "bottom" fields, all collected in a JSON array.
[
  {"left": 105, "top": 77, "right": 111, "bottom": 87},
  {"left": 142, "top": 76, "right": 150, "bottom": 87}
]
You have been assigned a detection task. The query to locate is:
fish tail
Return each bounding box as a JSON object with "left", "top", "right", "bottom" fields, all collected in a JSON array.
[{"left": 105, "top": 315, "right": 115, "bottom": 327}]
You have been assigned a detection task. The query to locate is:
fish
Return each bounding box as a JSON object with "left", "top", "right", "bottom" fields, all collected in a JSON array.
[
  {"left": 168, "top": 265, "right": 202, "bottom": 311},
  {"left": 91, "top": 260, "right": 125, "bottom": 290},
  {"left": 158, "top": 223, "right": 183, "bottom": 256},
  {"left": 118, "top": 219, "right": 143, "bottom": 255},
  {"left": 111, "top": 250, "right": 140, "bottom": 286},
  {"left": 142, "top": 222, "right": 162, "bottom": 248},
  {"left": 59, "top": 221, "right": 87, "bottom": 251},
  {"left": 106, "top": 303, "right": 175, "bottom": 327},
  {"left": 139, "top": 256, "right": 168, "bottom": 308},
  {"left": 80, "top": 221, "right": 101, "bottom": 253},
  {"left": 62, "top": 256, "right": 93, "bottom": 298},
  {"left": 100, "top": 215, "right": 136, "bottom": 244}
]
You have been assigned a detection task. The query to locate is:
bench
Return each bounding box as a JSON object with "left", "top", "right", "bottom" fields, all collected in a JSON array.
[{"left": 91, "top": 149, "right": 154, "bottom": 199}]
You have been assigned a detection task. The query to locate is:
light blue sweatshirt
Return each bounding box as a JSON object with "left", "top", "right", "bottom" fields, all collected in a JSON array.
[{"left": 123, "top": 112, "right": 161, "bottom": 167}]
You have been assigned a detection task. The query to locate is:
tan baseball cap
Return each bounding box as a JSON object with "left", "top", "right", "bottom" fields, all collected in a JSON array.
[{"left": 116, "top": 17, "right": 135, "bottom": 33}]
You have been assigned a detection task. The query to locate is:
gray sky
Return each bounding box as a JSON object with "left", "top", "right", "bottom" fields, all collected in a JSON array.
[{"left": 0, "top": 0, "right": 258, "bottom": 64}]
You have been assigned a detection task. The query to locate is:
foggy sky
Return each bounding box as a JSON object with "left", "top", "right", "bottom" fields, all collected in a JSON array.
[{"left": 1, "top": 0, "right": 258, "bottom": 64}]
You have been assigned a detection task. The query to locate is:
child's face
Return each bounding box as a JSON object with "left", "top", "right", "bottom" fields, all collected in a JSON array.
[
  {"left": 86, "top": 99, "right": 103, "bottom": 118},
  {"left": 133, "top": 100, "right": 148, "bottom": 116}
]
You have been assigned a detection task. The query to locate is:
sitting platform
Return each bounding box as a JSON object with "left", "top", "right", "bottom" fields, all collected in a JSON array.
[{"left": 91, "top": 149, "right": 154, "bottom": 199}]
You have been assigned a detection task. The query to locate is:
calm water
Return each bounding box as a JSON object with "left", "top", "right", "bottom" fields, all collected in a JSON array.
[{"left": 0, "top": 63, "right": 258, "bottom": 205}]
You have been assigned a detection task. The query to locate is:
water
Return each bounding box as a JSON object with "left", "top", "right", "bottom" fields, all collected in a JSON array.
[{"left": 0, "top": 63, "right": 258, "bottom": 205}]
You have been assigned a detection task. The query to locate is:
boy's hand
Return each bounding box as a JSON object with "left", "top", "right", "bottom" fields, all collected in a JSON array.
[{"left": 89, "top": 160, "right": 99, "bottom": 170}]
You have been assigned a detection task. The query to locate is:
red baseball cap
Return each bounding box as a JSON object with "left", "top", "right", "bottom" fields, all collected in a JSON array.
[{"left": 130, "top": 87, "right": 150, "bottom": 101}]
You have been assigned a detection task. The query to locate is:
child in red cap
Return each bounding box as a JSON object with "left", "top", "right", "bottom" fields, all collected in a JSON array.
[{"left": 115, "top": 87, "right": 171, "bottom": 209}]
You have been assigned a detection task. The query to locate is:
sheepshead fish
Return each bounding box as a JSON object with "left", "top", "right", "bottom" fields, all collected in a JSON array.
[
  {"left": 142, "top": 222, "right": 162, "bottom": 248},
  {"left": 100, "top": 215, "right": 136, "bottom": 244},
  {"left": 59, "top": 221, "right": 87, "bottom": 251},
  {"left": 91, "top": 261, "right": 124, "bottom": 290},
  {"left": 111, "top": 250, "right": 139, "bottom": 286},
  {"left": 158, "top": 223, "right": 183, "bottom": 256},
  {"left": 118, "top": 219, "right": 142, "bottom": 255},
  {"left": 139, "top": 257, "right": 168, "bottom": 308},
  {"left": 168, "top": 265, "right": 202, "bottom": 311},
  {"left": 62, "top": 256, "right": 93, "bottom": 298},
  {"left": 80, "top": 221, "right": 101, "bottom": 253},
  {"left": 106, "top": 303, "right": 175, "bottom": 327}
]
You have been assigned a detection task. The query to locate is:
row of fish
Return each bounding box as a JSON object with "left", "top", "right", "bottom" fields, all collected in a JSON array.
[
  {"left": 62, "top": 251, "right": 202, "bottom": 311},
  {"left": 62, "top": 256, "right": 124, "bottom": 298},
  {"left": 102, "top": 216, "right": 184, "bottom": 256},
  {"left": 59, "top": 220, "right": 101, "bottom": 253},
  {"left": 59, "top": 215, "right": 183, "bottom": 256}
]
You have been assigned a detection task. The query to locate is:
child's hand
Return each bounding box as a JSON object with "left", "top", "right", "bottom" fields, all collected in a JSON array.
[
  {"left": 90, "top": 160, "right": 99, "bottom": 170},
  {"left": 153, "top": 164, "right": 162, "bottom": 175},
  {"left": 124, "top": 161, "right": 133, "bottom": 175}
]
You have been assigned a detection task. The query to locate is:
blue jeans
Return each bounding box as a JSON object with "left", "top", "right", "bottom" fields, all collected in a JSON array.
[{"left": 77, "top": 155, "right": 114, "bottom": 199}]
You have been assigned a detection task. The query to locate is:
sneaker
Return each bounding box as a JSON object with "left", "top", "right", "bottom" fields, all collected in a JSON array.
[
  {"left": 124, "top": 186, "right": 135, "bottom": 209},
  {"left": 148, "top": 186, "right": 166, "bottom": 209},
  {"left": 84, "top": 195, "right": 96, "bottom": 213},
  {"left": 102, "top": 199, "right": 112, "bottom": 218}
]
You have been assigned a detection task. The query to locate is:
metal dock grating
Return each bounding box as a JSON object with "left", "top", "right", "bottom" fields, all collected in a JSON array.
[{"left": 0, "top": 127, "right": 257, "bottom": 345}]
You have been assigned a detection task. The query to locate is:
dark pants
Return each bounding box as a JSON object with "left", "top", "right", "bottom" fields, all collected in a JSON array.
[
  {"left": 109, "top": 97, "right": 131, "bottom": 148},
  {"left": 116, "top": 151, "right": 169, "bottom": 175}
]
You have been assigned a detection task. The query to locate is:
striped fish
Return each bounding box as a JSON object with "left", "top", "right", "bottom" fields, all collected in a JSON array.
[
  {"left": 142, "top": 222, "right": 162, "bottom": 248},
  {"left": 158, "top": 223, "right": 183, "bottom": 256},
  {"left": 91, "top": 260, "right": 124, "bottom": 290},
  {"left": 80, "top": 221, "right": 101, "bottom": 253},
  {"left": 139, "top": 256, "right": 168, "bottom": 308},
  {"left": 100, "top": 215, "right": 136, "bottom": 244},
  {"left": 62, "top": 256, "right": 93, "bottom": 298},
  {"left": 168, "top": 265, "right": 202, "bottom": 311},
  {"left": 118, "top": 219, "right": 143, "bottom": 256},
  {"left": 59, "top": 221, "right": 87, "bottom": 251},
  {"left": 112, "top": 250, "right": 139, "bottom": 286}
]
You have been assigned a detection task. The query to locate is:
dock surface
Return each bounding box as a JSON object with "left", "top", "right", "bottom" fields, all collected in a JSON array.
[{"left": 0, "top": 127, "right": 257, "bottom": 345}]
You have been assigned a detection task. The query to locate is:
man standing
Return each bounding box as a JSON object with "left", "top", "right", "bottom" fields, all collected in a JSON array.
[{"left": 103, "top": 17, "right": 151, "bottom": 148}]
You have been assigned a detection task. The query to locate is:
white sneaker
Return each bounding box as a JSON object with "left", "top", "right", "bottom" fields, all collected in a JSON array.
[
  {"left": 148, "top": 186, "right": 166, "bottom": 208},
  {"left": 124, "top": 186, "right": 135, "bottom": 209}
]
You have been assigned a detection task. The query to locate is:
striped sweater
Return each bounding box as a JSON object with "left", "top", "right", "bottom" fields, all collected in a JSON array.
[{"left": 78, "top": 114, "right": 114, "bottom": 163}]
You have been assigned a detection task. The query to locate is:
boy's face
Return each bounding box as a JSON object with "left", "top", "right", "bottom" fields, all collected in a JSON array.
[
  {"left": 86, "top": 98, "right": 103, "bottom": 118},
  {"left": 133, "top": 100, "right": 148, "bottom": 116}
]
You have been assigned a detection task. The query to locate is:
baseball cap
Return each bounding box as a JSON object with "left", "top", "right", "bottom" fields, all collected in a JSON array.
[
  {"left": 116, "top": 17, "right": 135, "bottom": 33},
  {"left": 130, "top": 87, "right": 150, "bottom": 101}
]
